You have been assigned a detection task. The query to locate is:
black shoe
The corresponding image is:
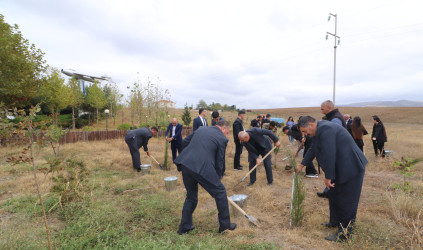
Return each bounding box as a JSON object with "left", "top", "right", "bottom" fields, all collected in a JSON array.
[
  {"left": 267, "top": 182, "right": 273, "bottom": 185},
  {"left": 178, "top": 226, "right": 195, "bottom": 235},
  {"left": 247, "top": 182, "right": 255, "bottom": 186},
  {"left": 317, "top": 192, "right": 329, "bottom": 198},
  {"left": 234, "top": 167, "right": 243, "bottom": 171},
  {"left": 218, "top": 223, "right": 237, "bottom": 233},
  {"left": 325, "top": 232, "right": 348, "bottom": 242},
  {"left": 321, "top": 222, "right": 337, "bottom": 228},
  {"left": 135, "top": 168, "right": 141, "bottom": 172}
]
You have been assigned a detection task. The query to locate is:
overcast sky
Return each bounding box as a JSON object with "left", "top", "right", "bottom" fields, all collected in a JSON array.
[{"left": 2, "top": 0, "right": 423, "bottom": 108}]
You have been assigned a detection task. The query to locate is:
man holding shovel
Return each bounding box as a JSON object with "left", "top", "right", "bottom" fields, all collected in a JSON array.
[
  {"left": 124, "top": 127, "right": 158, "bottom": 172},
  {"left": 174, "top": 120, "right": 237, "bottom": 235},
  {"left": 238, "top": 128, "right": 281, "bottom": 186}
]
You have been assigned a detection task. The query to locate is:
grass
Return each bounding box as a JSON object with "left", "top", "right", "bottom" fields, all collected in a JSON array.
[{"left": 1, "top": 106, "right": 423, "bottom": 249}]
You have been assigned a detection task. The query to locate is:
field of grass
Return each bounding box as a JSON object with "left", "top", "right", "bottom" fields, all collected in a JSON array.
[{"left": 1, "top": 106, "right": 422, "bottom": 249}]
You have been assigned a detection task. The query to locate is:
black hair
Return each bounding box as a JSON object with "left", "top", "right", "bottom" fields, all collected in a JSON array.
[
  {"left": 238, "top": 110, "right": 246, "bottom": 116},
  {"left": 298, "top": 116, "right": 316, "bottom": 128},
  {"left": 266, "top": 114, "right": 271, "bottom": 118},
  {"left": 269, "top": 121, "right": 276, "bottom": 127},
  {"left": 288, "top": 116, "right": 293, "bottom": 121},
  {"left": 199, "top": 108, "right": 205, "bottom": 114},
  {"left": 257, "top": 115, "right": 262, "bottom": 119},
  {"left": 212, "top": 111, "right": 219, "bottom": 119},
  {"left": 151, "top": 126, "right": 158, "bottom": 132},
  {"left": 282, "top": 126, "right": 290, "bottom": 132}
]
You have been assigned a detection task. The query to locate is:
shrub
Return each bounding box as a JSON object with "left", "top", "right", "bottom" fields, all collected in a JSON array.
[
  {"left": 117, "top": 123, "right": 131, "bottom": 131},
  {"left": 82, "top": 126, "right": 93, "bottom": 131}
]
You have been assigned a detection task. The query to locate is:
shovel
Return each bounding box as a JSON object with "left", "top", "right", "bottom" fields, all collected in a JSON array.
[
  {"left": 233, "top": 146, "right": 277, "bottom": 189},
  {"left": 150, "top": 155, "right": 164, "bottom": 169},
  {"left": 227, "top": 196, "right": 259, "bottom": 226}
]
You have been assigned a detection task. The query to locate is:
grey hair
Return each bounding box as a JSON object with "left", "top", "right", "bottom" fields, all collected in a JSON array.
[
  {"left": 238, "top": 131, "right": 249, "bottom": 140},
  {"left": 216, "top": 120, "right": 230, "bottom": 129},
  {"left": 321, "top": 100, "right": 334, "bottom": 109},
  {"left": 298, "top": 116, "right": 316, "bottom": 128}
]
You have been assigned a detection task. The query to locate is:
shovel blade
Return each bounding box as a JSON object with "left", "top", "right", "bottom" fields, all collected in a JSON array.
[{"left": 245, "top": 214, "right": 259, "bottom": 226}]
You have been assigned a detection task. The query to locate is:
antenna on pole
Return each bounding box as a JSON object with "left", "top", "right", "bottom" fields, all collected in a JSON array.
[{"left": 326, "top": 13, "right": 340, "bottom": 106}]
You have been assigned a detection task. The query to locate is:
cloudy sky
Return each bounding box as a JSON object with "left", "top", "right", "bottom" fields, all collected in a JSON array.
[{"left": 2, "top": 0, "right": 423, "bottom": 108}]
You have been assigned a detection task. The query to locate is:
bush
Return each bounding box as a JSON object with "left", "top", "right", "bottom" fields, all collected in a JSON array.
[
  {"left": 82, "top": 126, "right": 93, "bottom": 131},
  {"left": 75, "top": 117, "right": 89, "bottom": 128},
  {"left": 117, "top": 123, "right": 131, "bottom": 131}
]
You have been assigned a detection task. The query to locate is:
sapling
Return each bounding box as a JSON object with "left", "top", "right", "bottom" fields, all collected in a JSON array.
[{"left": 393, "top": 157, "right": 422, "bottom": 191}]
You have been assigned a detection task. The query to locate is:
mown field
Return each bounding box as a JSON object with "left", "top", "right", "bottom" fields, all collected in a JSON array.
[{"left": 1, "top": 106, "right": 422, "bottom": 249}]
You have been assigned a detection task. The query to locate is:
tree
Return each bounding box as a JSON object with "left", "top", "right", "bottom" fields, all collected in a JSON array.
[
  {"left": 85, "top": 81, "right": 107, "bottom": 128},
  {"left": 181, "top": 103, "right": 192, "bottom": 126},
  {"left": 103, "top": 81, "right": 123, "bottom": 126},
  {"left": 67, "top": 77, "right": 84, "bottom": 130},
  {"left": 39, "top": 68, "right": 70, "bottom": 126},
  {"left": 0, "top": 14, "right": 47, "bottom": 108},
  {"left": 127, "top": 81, "right": 143, "bottom": 127},
  {"left": 196, "top": 99, "right": 208, "bottom": 110}
]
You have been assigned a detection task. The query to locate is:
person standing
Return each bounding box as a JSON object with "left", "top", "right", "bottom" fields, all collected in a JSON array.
[
  {"left": 261, "top": 114, "right": 271, "bottom": 128},
  {"left": 371, "top": 115, "right": 387, "bottom": 157},
  {"left": 344, "top": 114, "right": 353, "bottom": 136},
  {"left": 165, "top": 118, "right": 183, "bottom": 163},
  {"left": 297, "top": 116, "right": 367, "bottom": 242},
  {"left": 238, "top": 128, "right": 281, "bottom": 186},
  {"left": 175, "top": 120, "right": 236, "bottom": 234},
  {"left": 192, "top": 108, "right": 208, "bottom": 132},
  {"left": 350, "top": 116, "right": 368, "bottom": 152},
  {"left": 286, "top": 116, "right": 296, "bottom": 144},
  {"left": 250, "top": 115, "right": 262, "bottom": 128},
  {"left": 124, "top": 127, "right": 158, "bottom": 172},
  {"left": 211, "top": 111, "right": 224, "bottom": 126},
  {"left": 321, "top": 100, "right": 346, "bottom": 127},
  {"left": 233, "top": 110, "right": 245, "bottom": 171}
]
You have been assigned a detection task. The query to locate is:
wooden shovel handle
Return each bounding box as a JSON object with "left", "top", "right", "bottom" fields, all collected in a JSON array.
[
  {"left": 150, "top": 155, "right": 160, "bottom": 164},
  {"left": 241, "top": 146, "right": 277, "bottom": 181},
  {"left": 227, "top": 196, "right": 247, "bottom": 216}
]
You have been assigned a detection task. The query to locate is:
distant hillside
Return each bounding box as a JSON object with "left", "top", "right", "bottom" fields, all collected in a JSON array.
[{"left": 342, "top": 100, "right": 423, "bottom": 107}]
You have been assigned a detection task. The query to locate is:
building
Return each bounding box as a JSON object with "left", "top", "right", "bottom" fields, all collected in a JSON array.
[{"left": 155, "top": 100, "right": 175, "bottom": 109}]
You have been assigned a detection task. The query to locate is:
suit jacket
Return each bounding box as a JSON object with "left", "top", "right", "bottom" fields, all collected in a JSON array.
[
  {"left": 193, "top": 116, "right": 208, "bottom": 131},
  {"left": 346, "top": 119, "right": 353, "bottom": 135},
  {"left": 174, "top": 126, "right": 228, "bottom": 178},
  {"left": 243, "top": 128, "right": 279, "bottom": 162},
  {"left": 165, "top": 123, "right": 183, "bottom": 144},
  {"left": 304, "top": 120, "right": 367, "bottom": 184},
  {"left": 125, "top": 127, "right": 153, "bottom": 152},
  {"left": 250, "top": 119, "right": 260, "bottom": 128},
  {"left": 232, "top": 117, "right": 244, "bottom": 144},
  {"left": 211, "top": 117, "right": 223, "bottom": 126}
]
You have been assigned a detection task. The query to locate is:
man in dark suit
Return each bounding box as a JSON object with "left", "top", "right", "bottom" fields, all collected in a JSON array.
[
  {"left": 250, "top": 115, "right": 262, "bottom": 128},
  {"left": 192, "top": 108, "right": 208, "bottom": 132},
  {"left": 165, "top": 118, "right": 183, "bottom": 163},
  {"left": 211, "top": 111, "right": 224, "bottom": 126},
  {"left": 174, "top": 120, "right": 236, "bottom": 235},
  {"left": 344, "top": 114, "right": 353, "bottom": 136},
  {"left": 297, "top": 116, "right": 367, "bottom": 242},
  {"left": 233, "top": 110, "right": 245, "bottom": 170},
  {"left": 124, "top": 127, "right": 158, "bottom": 172},
  {"left": 238, "top": 128, "right": 281, "bottom": 186}
]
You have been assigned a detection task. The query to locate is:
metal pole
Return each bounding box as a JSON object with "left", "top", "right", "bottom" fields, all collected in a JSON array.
[
  {"left": 106, "top": 113, "right": 109, "bottom": 131},
  {"left": 333, "top": 14, "right": 337, "bottom": 106}
]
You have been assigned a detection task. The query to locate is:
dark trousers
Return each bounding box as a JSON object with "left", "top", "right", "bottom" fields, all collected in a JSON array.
[
  {"left": 303, "top": 145, "right": 317, "bottom": 175},
  {"left": 249, "top": 149, "right": 273, "bottom": 184},
  {"left": 170, "top": 141, "right": 182, "bottom": 162},
  {"left": 329, "top": 171, "right": 365, "bottom": 233},
  {"left": 234, "top": 142, "right": 243, "bottom": 169},
  {"left": 355, "top": 139, "right": 364, "bottom": 152},
  {"left": 179, "top": 167, "right": 230, "bottom": 232},
  {"left": 372, "top": 140, "right": 385, "bottom": 157},
  {"left": 125, "top": 136, "right": 141, "bottom": 170}
]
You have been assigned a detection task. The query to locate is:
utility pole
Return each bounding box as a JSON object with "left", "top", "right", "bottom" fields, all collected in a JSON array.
[{"left": 326, "top": 13, "right": 340, "bottom": 106}]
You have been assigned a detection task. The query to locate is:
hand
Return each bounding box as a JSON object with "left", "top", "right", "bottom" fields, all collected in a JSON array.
[
  {"left": 372, "top": 137, "right": 376, "bottom": 141},
  {"left": 275, "top": 141, "right": 281, "bottom": 147},
  {"left": 301, "top": 137, "right": 306, "bottom": 143},
  {"left": 256, "top": 159, "right": 262, "bottom": 166},
  {"left": 296, "top": 164, "right": 304, "bottom": 173},
  {"left": 294, "top": 152, "right": 299, "bottom": 158},
  {"left": 168, "top": 138, "right": 173, "bottom": 142},
  {"left": 325, "top": 178, "right": 335, "bottom": 189},
  {"left": 146, "top": 152, "right": 151, "bottom": 157}
]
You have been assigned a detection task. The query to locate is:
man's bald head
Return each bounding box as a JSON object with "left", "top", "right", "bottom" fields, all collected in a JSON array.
[
  {"left": 238, "top": 131, "right": 250, "bottom": 143},
  {"left": 171, "top": 118, "right": 177, "bottom": 126},
  {"left": 321, "top": 100, "right": 335, "bottom": 115}
]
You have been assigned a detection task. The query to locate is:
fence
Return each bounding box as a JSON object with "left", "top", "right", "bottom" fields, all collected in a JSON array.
[{"left": 58, "top": 127, "right": 193, "bottom": 144}]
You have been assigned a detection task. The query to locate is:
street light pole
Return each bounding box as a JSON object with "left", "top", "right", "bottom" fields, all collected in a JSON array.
[
  {"left": 105, "top": 109, "right": 110, "bottom": 131},
  {"left": 326, "top": 13, "right": 340, "bottom": 106}
]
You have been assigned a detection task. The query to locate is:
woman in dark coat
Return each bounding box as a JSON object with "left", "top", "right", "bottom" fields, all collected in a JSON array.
[
  {"left": 371, "top": 115, "right": 387, "bottom": 157},
  {"left": 351, "top": 116, "right": 368, "bottom": 152}
]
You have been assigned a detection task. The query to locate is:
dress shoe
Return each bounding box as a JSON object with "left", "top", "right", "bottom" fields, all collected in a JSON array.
[
  {"left": 267, "top": 182, "right": 273, "bottom": 185},
  {"left": 234, "top": 166, "right": 243, "bottom": 171},
  {"left": 321, "top": 222, "right": 337, "bottom": 228},
  {"left": 218, "top": 223, "right": 237, "bottom": 233},
  {"left": 325, "top": 232, "right": 348, "bottom": 242},
  {"left": 247, "top": 182, "right": 255, "bottom": 186},
  {"left": 317, "top": 192, "right": 329, "bottom": 198},
  {"left": 135, "top": 168, "right": 141, "bottom": 172},
  {"left": 178, "top": 226, "right": 195, "bottom": 235}
]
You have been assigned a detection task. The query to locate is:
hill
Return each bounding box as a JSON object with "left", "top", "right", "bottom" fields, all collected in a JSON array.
[{"left": 342, "top": 100, "right": 423, "bottom": 107}]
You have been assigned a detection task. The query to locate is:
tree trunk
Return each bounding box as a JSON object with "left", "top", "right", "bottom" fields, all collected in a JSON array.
[
  {"left": 96, "top": 108, "right": 99, "bottom": 128},
  {"left": 72, "top": 106, "right": 76, "bottom": 130}
]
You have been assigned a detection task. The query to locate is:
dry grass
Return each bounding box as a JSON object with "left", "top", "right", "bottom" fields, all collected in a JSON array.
[{"left": 1, "top": 106, "right": 423, "bottom": 249}]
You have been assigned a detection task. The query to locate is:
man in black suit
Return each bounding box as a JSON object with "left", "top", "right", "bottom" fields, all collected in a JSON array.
[
  {"left": 124, "top": 127, "right": 158, "bottom": 172},
  {"left": 238, "top": 128, "right": 280, "bottom": 186},
  {"left": 250, "top": 115, "right": 262, "bottom": 128},
  {"left": 297, "top": 116, "right": 367, "bottom": 242},
  {"left": 344, "top": 114, "right": 353, "bottom": 136},
  {"left": 175, "top": 120, "right": 236, "bottom": 235},
  {"left": 233, "top": 110, "right": 245, "bottom": 170},
  {"left": 165, "top": 118, "right": 183, "bottom": 163},
  {"left": 192, "top": 108, "right": 208, "bottom": 132}
]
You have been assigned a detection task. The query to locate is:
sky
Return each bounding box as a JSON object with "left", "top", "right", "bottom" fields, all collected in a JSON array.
[{"left": 2, "top": 0, "right": 423, "bottom": 109}]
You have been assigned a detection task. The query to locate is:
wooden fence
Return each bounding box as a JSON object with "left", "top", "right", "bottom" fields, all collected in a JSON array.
[{"left": 58, "top": 127, "right": 193, "bottom": 144}]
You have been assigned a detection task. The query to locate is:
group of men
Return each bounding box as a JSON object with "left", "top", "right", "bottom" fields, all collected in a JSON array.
[{"left": 123, "top": 101, "right": 367, "bottom": 242}]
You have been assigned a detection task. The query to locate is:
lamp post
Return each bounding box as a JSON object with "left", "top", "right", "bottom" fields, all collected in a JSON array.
[
  {"left": 105, "top": 109, "right": 109, "bottom": 131},
  {"left": 326, "top": 13, "right": 340, "bottom": 106}
]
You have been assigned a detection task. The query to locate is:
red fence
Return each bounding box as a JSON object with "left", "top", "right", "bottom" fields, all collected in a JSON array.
[{"left": 58, "top": 127, "right": 193, "bottom": 144}]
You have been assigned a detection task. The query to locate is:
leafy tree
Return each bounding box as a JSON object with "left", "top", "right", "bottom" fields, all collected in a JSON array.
[
  {"left": 0, "top": 14, "right": 47, "bottom": 108},
  {"left": 196, "top": 99, "right": 208, "bottom": 110},
  {"left": 181, "top": 103, "right": 192, "bottom": 126},
  {"left": 103, "top": 82, "right": 123, "bottom": 126},
  {"left": 127, "top": 81, "right": 143, "bottom": 127},
  {"left": 85, "top": 81, "right": 107, "bottom": 127},
  {"left": 39, "top": 68, "right": 70, "bottom": 126},
  {"left": 67, "top": 77, "right": 84, "bottom": 130}
]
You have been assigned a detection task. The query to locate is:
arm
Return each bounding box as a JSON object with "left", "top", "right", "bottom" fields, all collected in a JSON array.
[
  {"left": 295, "top": 142, "right": 304, "bottom": 158},
  {"left": 260, "top": 128, "right": 279, "bottom": 143},
  {"left": 142, "top": 135, "right": 151, "bottom": 153},
  {"left": 331, "top": 118, "right": 343, "bottom": 126},
  {"left": 317, "top": 126, "right": 337, "bottom": 180},
  {"left": 363, "top": 127, "right": 368, "bottom": 136},
  {"left": 165, "top": 124, "right": 171, "bottom": 138},
  {"left": 215, "top": 139, "right": 228, "bottom": 178}
]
